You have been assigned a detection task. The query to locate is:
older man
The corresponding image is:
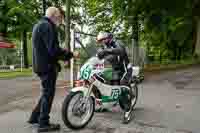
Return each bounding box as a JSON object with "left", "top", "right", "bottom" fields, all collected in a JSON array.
[{"left": 28, "top": 7, "right": 77, "bottom": 132}]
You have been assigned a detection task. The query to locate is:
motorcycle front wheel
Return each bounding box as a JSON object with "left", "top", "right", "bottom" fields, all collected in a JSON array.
[{"left": 62, "top": 91, "right": 95, "bottom": 129}]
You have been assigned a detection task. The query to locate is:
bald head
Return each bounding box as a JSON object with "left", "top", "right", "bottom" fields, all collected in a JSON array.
[
  {"left": 45, "top": 7, "right": 63, "bottom": 26},
  {"left": 45, "top": 7, "right": 59, "bottom": 18}
]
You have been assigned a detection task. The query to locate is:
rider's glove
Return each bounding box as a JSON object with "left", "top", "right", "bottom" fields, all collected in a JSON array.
[
  {"left": 63, "top": 49, "right": 74, "bottom": 61},
  {"left": 97, "top": 49, "right": 112, "bottom": 59},
  {"left": 97, "top": 50, "right": 105, "bottom": 59}
]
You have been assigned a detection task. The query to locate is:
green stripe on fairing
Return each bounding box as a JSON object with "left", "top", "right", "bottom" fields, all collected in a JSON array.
[{"left": 101, "top": 96, "right": 117, "bottom": 102}]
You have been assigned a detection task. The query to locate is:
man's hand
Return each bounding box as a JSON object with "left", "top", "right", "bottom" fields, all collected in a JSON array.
[
  {"left": 73, "top": 51, "right": 80, "bottom": 58},
  {"left": 64, "top": 51, "right": 79, "bottom": 67}
]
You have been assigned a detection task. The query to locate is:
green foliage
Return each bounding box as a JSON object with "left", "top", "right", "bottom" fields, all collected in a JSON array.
[
  {"left": 0, "top": 48, "right": 19, "bottom": 65},
  {"left": 0, "top": 0, "right": 194, "bottom": 66},
  {"left": 0, "top": 0, "right": 40, "bottom": 36}
]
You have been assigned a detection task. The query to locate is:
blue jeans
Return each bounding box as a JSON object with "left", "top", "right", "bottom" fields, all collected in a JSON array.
[{"left": 30, "top": 69, "right": 58, "bottom": 126}]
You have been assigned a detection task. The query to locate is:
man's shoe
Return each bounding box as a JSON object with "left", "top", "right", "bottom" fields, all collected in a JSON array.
[{"left": 38, "top": 123, "right": 60, "bottom": 132}]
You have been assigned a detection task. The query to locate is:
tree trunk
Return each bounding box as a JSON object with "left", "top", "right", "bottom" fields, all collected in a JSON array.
[
  {"left": 132, "top": 15, "right": 139, "bottom": 65},
  {"left": 42, "top": 0, "right": 47, "bottom": 16},
  {"left": 177, "top": 46, "right": 182, "bottom": 61},
  {"left": 194, "top": 18, "right": 200, "bottom": 56},
  {"left": 22, "top": 31, "right": 29, "bottom": 68},
  {"left": 65, "top": 0, "right": 71, "bottom": 50},
  {"left": 1, "top": 56, "right": 5, "bottom": 66},
  {"left": 171, "top": 40, "right": 177, "bottom": 61},
  {"left": 2, "top": 56, "right": 7, "bottom": 66},
  {"left": 159, "top": 48, "right": 162, "bottom": 63},
  {"left": 192, "top": 17, "right": 197, "bottom": 54}
]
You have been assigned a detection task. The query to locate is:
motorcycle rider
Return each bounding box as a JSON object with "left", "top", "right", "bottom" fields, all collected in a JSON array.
[
  {"left": 96, "top": 32, "right": 132, "bottom": 85},
  {"left": 96, "top": 31, "right": 134, "bottom": 123}
]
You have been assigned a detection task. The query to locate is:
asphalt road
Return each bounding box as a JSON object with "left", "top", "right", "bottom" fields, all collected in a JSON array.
[{"left": 0, "top": 65, "right": 200, "bottom": 133}]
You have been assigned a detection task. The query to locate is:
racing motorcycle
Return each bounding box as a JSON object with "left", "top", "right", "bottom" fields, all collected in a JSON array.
[{"left": 61, "top": 55, "right": 143, "bottom": 129}]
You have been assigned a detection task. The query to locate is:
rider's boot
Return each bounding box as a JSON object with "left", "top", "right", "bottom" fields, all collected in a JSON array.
[
  {"left": 121, "top": 67, "right": 135, "bottom": 123},
  {"left": 121, "top": 85, "right": 134, "bottom": 124},
  {"left": 123, "top": 102, "right": 134, "bottom": 124},
  {"left": 118, "top": 68, "right": 133, "bottom": 124}
]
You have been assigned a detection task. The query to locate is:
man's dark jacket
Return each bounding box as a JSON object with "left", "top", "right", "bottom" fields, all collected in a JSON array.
[{"left": 32, "top": 17, "right": 73, "bottom": 74}]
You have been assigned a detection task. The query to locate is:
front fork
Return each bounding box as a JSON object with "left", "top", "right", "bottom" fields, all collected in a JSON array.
[{"left": 80, "top": 83, "right": 94, "bottom": 110}]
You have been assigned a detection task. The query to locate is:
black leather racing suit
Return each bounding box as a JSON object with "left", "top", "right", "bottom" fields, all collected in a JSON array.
[{"left": 97, "top": 40, "right": 132, "bottom": 85}]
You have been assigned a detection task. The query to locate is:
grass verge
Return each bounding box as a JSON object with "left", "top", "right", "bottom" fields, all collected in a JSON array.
[{"left": 0, "top": 68, "right": 33, "bottom": 79}]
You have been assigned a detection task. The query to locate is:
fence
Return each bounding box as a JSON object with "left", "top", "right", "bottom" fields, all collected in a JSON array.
[{"left": 0, "top": 65, "right": 16, "bottom": 72}]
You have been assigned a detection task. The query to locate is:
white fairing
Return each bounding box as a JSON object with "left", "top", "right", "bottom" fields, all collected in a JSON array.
[
  {"left": 92, "top": 79, "right": 113, "bottom": 96},
  {"left": 70, "top": 80, "right": 119, "bottom": 98},
  {"left": 79, "top": 57, "right": 104, "bottom": 79},
  {"left": 71, "top": 86, "right": 93, "bottom": 96}
]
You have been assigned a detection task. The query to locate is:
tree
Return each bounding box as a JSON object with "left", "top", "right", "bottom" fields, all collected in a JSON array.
[
  {"left": 0, "top": 0, "right": 41, "bottom": 67},
  {"left": 193, "top": 0, "right": 200, "bottom": 57},
  {"left": 111, "top": 0, "right": 192, "bottom": 61}
]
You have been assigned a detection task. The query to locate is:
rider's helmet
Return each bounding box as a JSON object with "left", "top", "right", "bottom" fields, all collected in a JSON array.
[{"left": 96, "top": 32, "right": 113, "bottom": 46}]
